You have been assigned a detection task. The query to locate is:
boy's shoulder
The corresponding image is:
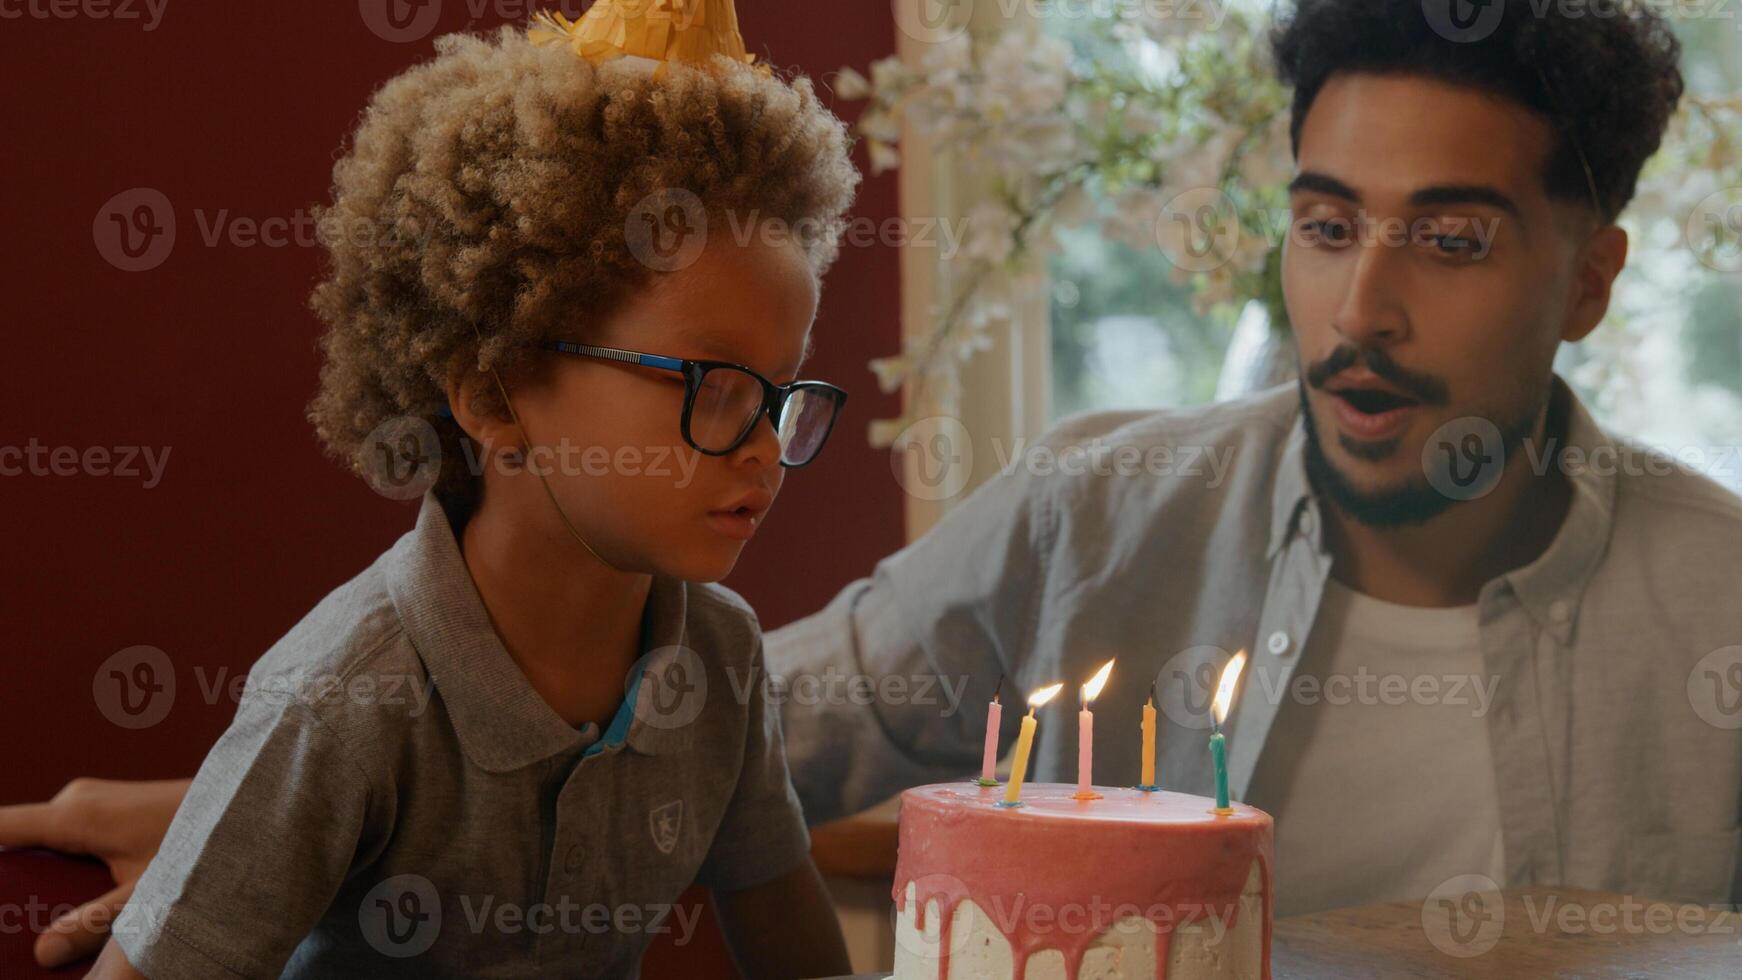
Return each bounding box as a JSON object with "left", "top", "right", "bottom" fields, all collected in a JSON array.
[
  {"left": 683, "top": 581, "right": 765, "bottom": 663},
  {"left": 240, "top": 555, "right": 431, "bottom": 744}
]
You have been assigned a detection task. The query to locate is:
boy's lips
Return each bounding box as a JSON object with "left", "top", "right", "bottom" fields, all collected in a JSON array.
[{"left": 706, "top": 489, "right": 773, "bottom": 541}]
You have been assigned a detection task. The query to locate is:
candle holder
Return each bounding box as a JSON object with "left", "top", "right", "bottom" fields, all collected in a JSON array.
[
  {"left": 1071, "top": 789, "right": 1103, "bottom": 801},
  {"left": 994, "top": 800, "right": 1024, "bottom": 809},
  {"left": 1209, "top": 806, "right": 1235, "bottom": 816},
  {"left": 974, "top": 777, "right": 1001, "bottom": 787},
  {"left": 1134, "top": 783, "right": 1162, "bottom": 793}
]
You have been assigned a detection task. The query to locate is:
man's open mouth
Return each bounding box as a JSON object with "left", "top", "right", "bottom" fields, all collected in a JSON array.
[{"left": 1334, "top": 387, "right": 1419, "bottom": 415}]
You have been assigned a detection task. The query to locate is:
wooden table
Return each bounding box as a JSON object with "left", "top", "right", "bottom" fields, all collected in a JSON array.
[{"left": 815, "top": 888, "right": 1738, "bottom": 979}]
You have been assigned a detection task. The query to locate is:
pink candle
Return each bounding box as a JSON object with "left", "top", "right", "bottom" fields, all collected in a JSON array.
[
  {"left": 981, "top": 697, "right": 1003, "bottom": 783},
  {"left": 1076, "top": 706, "right": 1094, "bottom": 795}
]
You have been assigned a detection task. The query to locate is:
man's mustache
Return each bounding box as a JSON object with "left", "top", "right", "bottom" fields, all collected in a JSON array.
[{"left": 1304, "top": 345, "right": 1449, "bottom": 406}]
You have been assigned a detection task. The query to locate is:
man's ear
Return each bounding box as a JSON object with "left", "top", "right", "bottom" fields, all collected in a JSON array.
[
  {"left": 444, "top": 357, "right": 521, "bottom": 458},
  {"left": 1562, "top": 224, "right": 1629, "bottom": 344}
]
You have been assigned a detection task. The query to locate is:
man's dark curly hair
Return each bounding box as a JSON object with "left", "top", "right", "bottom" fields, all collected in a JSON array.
[{"left": 1269, "top": 0, "right": 1684, "bottom": 225}]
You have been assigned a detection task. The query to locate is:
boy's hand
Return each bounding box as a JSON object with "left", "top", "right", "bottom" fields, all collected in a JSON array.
[
  {"left": 712, "top": 857, "right": 852, "bottom": 979},
  {"left": 0, "top": 778, "right": 191, "bottom": 968}
]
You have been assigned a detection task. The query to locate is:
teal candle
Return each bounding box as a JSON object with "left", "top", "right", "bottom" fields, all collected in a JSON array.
[{"left": 1210, "top": 730, "right": 1229, "bottom": 809}]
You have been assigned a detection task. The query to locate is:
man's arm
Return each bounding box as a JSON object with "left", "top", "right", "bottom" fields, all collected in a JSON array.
[
  {"left": 0, "top": 778, "right": 191, "bottom": 969},
  {"left": 711, "top": 857, "right": 851, "bottom": 979},
  {"left": 767, "top": 459, "right": 1061, "bottom": 826}
]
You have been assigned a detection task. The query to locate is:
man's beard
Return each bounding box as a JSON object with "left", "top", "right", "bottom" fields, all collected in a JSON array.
[{"left": 1297, "top": 362, "right": 1542, "bottom": 530}]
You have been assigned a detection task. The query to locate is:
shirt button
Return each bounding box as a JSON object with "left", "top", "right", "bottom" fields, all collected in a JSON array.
[
  {"left": 1549, "top": 600, "right": 1572, "bottom": 624},
  {"left": 1267, "top": 630, "right": 1291, "bottom": 656},
  {"left": 564, "top": 844, "right": 586, "bottom": 874}
]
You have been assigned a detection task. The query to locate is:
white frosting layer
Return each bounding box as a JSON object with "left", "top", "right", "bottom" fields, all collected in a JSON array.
[{"left": 892, "top": 861, "right": 1265, "bottom": 980}]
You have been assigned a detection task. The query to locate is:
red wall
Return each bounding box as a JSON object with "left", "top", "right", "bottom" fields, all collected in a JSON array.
[{"left": 0, "top": 1, "right": 903, "bottom": 800}]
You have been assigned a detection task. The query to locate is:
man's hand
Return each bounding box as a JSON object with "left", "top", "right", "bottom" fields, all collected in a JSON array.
[
  {"left": 712, "top": 857, "right": 852, "bottom": 979},
  {"left": 0, "top": 778, "right": 191, "bottom": 968}
]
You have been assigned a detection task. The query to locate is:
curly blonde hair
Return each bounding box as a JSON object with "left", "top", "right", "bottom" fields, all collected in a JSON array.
[{"left": 306, "top": 24, "right": 860, "bottom": 515}]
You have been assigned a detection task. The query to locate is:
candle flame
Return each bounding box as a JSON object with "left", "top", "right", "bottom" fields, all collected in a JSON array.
[
  {"left": 1211, "top": 650, "right": 1248, "bottom": 725},
  {"left": 1027, "top": 682, "right": 1064, "bottom": 710},
  {"left": 1081, "top": 659, "right": 1115, "bottom": 705}
]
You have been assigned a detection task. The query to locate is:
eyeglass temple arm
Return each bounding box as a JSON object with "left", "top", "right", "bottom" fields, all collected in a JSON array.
[{"left": 548, "top": 342, "right": 685, "bottom": 373}]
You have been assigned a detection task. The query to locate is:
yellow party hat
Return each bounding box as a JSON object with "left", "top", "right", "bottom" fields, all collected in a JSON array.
[{"left": 529, "top": 0, "right": 757, "bottom": 73}]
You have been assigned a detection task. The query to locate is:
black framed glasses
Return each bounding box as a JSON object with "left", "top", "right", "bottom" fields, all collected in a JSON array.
[{"left": 544, "top": 342, "right": 849, "bottom": 467}]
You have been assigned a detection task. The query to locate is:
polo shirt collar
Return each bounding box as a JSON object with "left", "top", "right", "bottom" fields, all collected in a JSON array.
[
  {"left": 1268, "top": 375, "right": 1615, "bottom": 640},
  {"left": 385, "top": 492, "right": 689, "bottom": 772}
]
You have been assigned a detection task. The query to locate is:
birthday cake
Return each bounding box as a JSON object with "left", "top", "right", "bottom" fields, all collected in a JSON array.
[{"left": 891, "top": 783, "right": 1273, "bottom": 980}]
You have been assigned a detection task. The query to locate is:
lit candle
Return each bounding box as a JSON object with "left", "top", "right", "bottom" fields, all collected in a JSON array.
[
  {"left": 1209, "top": 650, "right": 1248, "bottom": 814},
  {"left": 1074, "top": 659, "right": 1115, "bottom": 800},
  {"left": 999, "top": 682, "right": 1063, "bottom": 808},
  {"left": 977, "top": 676, "right": 1004, "bottom": 786},
  {"left": 1138, "top": 681, "right": 1159, "bottom": 791}
]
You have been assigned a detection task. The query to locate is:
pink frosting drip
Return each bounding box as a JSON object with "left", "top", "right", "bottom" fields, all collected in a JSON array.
[{"left": 892, "top": 783, "right": 1273, "bottom": 980}]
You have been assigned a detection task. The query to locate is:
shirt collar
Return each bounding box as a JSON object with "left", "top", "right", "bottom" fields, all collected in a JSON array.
[
  {"left": 384, "top": 492, "right": 689, "bottom": 772},
  {"left": 1268, "top": 376, "right": 1615, "bottom": 641}
]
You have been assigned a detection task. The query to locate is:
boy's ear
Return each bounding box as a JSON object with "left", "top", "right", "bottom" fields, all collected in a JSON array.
[
  {"left": 1561, "top": 224, "right": 1628, "bottom": 344},
  {"left": 444, "top": 360, "right": 521, "bottom": 457}
]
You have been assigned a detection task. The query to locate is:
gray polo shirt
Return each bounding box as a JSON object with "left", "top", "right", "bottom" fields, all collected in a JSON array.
[
  {"left": 113, "top": 492, "right": 810, "bottom": 978},
  {"left": 772, "top": 378, "right": 1742, "bottom": 911}
]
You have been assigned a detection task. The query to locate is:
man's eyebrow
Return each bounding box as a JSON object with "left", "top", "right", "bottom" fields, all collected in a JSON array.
[{"left": 1288, "top": 170, "right": 1524, "bottom": 225}]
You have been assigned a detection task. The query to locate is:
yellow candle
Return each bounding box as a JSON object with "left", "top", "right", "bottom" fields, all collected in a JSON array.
[
  {"left": 1001, "top": 682, "right": 1063, "bottom": 807},
  {"left": 1141, "top": 694, "right": 1157, "bottom": 788},
  {"left": 1004, "top": 711, "right": 1038, "bottom": 805}
]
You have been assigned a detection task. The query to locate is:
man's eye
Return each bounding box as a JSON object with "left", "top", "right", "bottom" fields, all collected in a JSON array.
[{"left": 1299, "top": 218, "right": 1352, "bottom": 245}]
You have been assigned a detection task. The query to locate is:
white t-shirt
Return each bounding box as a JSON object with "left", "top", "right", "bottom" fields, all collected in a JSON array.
[{"left": 1246, "top": 577, "right": 1507, "bottom": 917}]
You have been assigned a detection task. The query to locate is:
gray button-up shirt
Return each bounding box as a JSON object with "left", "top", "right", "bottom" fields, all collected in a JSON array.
[
  {"left": 770, "top": 380, "right": 1742, "bottom": 909},
  {"left": 115, "top": 492, "right": 810, "bottom": 978}
]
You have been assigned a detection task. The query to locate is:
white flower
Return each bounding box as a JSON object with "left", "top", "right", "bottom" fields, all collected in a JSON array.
[
  {"left": 870, "top": 55, "right": 907, "bottom": 93},
  {"left": 859, "top": 109, "right": 902, "bottom": 145},
  {"left": 963, "top": 202, "right": 1020, "bottom": 265},
  {"left": 834, "top": 66, "right": 871, "bottom": 101},
  {"left": 868, "top": 140, "right": 902, "bottom": 175},
  {"left": 922, "top": 34, "right": 972, "bottom": 78},
  {"left": 869, "top": 355, "right": 912, "bottom": 394}
]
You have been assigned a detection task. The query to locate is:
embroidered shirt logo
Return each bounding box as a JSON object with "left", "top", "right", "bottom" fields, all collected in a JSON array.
[{"left": 650, "top": 799, "right": 684, "bottom": 855}]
